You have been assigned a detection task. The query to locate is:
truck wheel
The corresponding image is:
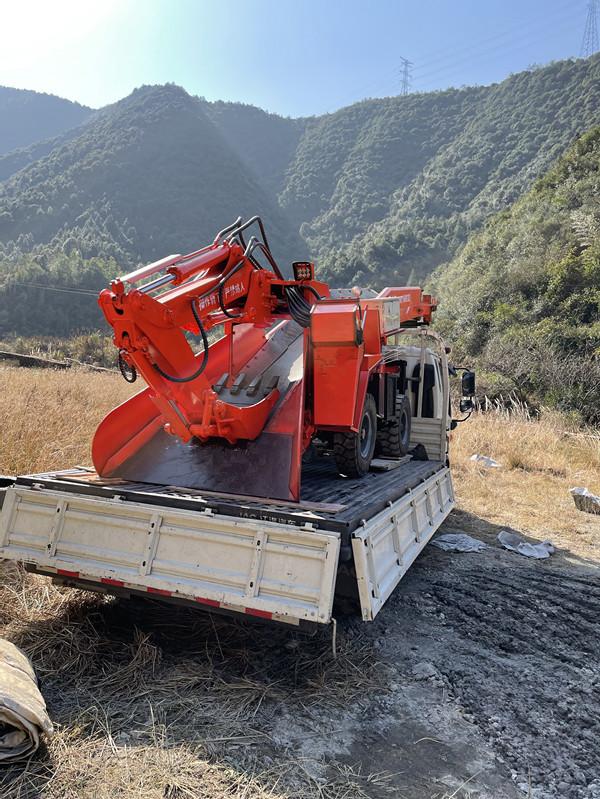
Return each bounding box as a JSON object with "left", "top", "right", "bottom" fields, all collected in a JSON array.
[
  {"left": 334, "top": 394, "right": 377, "bottom": 477},
  {"left": 376, "top": 394, "right": 412, "bottom": 457}
]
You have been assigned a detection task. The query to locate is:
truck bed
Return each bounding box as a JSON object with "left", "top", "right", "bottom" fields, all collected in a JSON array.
[
  {"left": 0, "top": 456, "right": 454, "bottom": 625},
  {"left": 4, "top": 456, "right": 443, "bottom": 537}
]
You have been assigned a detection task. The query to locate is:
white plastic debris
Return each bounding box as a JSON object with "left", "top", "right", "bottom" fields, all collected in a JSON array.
[
  {"left": 469, "top": 454, "right": 501, "bottom": 468},
  {"left": 431, "top": 532, "right": 488, "bottom": 553},
  {"left": 0, "top": 639, "right": 53, "bottom": 762},
  {"left": 570, "top": 487, "right": 600, "bottom": 515},
  {"left": 497, "top": 530, "right": 554, "bottom": 559}
]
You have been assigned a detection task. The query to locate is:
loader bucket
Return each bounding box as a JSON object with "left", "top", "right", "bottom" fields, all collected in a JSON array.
[{"left": 92, "top": 320, "right": 305, "bottom": 501}]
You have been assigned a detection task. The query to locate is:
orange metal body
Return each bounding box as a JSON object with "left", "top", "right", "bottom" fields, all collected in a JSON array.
[{"left": 93, "top": 222, "right": 436, "bottom": 501}]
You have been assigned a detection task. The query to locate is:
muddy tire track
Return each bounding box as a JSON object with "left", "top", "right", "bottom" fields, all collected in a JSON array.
[{"left": 391, "top": 556, "right": 600, "bottom": 799}]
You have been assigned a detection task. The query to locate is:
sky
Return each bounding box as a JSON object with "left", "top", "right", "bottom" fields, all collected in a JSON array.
[{"left": 0, "top": 0, "right": 591, "bottom": 117}]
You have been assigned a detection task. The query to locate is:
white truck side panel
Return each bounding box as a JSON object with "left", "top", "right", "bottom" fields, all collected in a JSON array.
[
  {"left": 0, "top": 488, "right": 340, "bottom": 624},
  {"left": 351, "top": 467, "right": 454, "bottom": 621},
  {"left": 409, "top": 418, "right": 447, "bottom": 462}
]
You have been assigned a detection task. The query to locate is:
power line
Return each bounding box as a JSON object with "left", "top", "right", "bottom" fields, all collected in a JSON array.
[
  {"left": 334, "top": 0, "right": 578, "bottom": 108},
  {"left": 411, "top": 0, "right": 576, "bottom": 76},
  {"left": 413, "top": 8, "right": 580, "bottom": 88},
  {"left": 581, "top": 0, "right": 599, "bottom": 57},
  {"left": 399, "top": 57, "right": 413, "bottom": 95},
  {"left": 2, "top": 281, "right": 99, "bottom": 296}
]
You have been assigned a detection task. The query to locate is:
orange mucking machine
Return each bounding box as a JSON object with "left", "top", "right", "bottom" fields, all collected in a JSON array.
[{"left": 93, "top": 216, "right": 436, "bottom": 500}]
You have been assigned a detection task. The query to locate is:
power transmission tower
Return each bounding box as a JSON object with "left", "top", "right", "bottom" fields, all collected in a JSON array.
[
  {"left": 581, "top": 0, "right": 599, "bottom": 57},
  {"left": 400, "top": 57, "right": 413, "bottom": 95}
]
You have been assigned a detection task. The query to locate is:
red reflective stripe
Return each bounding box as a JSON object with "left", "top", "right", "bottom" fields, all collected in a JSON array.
[
  {"left": 101, "top": 578, "right": 125, "bottom": 587},
  {"left": 244, "top": 607, "right": 272, "bottom": 620},
  {"left": 194, "top": 597, "right": 220, "bottom": 608},
  {"left": 56, "top": 569, "right": 79, "bottom": 578},
  {"left": 147, "top": 586, "right": 172, "bottom": 596}
]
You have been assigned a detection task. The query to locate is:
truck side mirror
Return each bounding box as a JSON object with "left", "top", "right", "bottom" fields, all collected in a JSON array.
[
  {"left": 461, "top": 370, "right": 475, "bottom": 397},
  {"left": 459, "top": 397, "right": 474, "bottom": 413}
]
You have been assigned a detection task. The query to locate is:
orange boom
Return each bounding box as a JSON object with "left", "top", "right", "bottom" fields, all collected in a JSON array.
[{"left": 93, "top": 217, "right": 437, "bottom": 501}]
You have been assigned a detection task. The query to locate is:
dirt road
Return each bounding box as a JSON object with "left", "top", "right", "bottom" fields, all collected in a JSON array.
[
  {"left": 352, "top": 517, "right": 600, "bottom": 799},
  {"left": 2, "top": 510, "right": 599, "bottom": 799}
]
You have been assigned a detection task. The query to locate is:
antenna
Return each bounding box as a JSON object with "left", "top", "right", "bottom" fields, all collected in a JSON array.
[
  {"left": 581, "top": 0, "right": 599, "bottom": 57},
  {"left": 399, "top": 57, "right": 414, "bottom": 95}
]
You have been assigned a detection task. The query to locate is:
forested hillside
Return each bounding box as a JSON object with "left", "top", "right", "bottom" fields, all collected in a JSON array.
[
  {"left": 0, "top": 85, "right": 304, "bottom": 264},
  {"left": 0, "top": 85, "right": 304, "bottom": 334},
  {"left": 305, "top": 56, "right": 600, "bottom": 285},
  {"left": 0, "top": 86, "right": 91, "bottom": 156},
  {"left": 1, "top": 55, "right": 600, "bottom": 339},
  {"left": 205, "top": 100, "right": 307, "bottom": 197},
  {"left": 431, "top": 126, "right": 600, "bottom": 423}
]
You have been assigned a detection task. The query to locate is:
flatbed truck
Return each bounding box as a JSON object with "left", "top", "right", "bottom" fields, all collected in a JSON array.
[{"left": 0, "top": 331, "right": 463, "bottom": 628}]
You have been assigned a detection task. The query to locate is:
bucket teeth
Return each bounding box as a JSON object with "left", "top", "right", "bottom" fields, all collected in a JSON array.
[
  {"left": 246, "top": 375, "right": 263, "bottom": 397},
  {"left": 230, "top": 372, "right": 247, "bottom": 395},
  {"left": 213, "top": 373, "right": 229, "bottom": 394}
]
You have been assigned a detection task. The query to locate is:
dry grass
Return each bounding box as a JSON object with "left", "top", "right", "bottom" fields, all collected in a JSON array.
[
  {"left": 451, "top": 400, "right": 600, "bottom": 559},
  {"left": 0, "top": 558, "right": 389, "bottom": 799},
  {"left": 0, "top": 365, "right": 134, "bottom": 475},
  {"left": 3, "top": 734, "right": 284, "bottom": 799}
]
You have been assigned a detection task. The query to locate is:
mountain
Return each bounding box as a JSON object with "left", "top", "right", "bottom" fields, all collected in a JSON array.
[
  {"left": 0, "top": 86, "right": 92, "bottom": 156},
  {"left": 204, "top": 100, "right": 307, "bottom": 197},
  {"left": 1, "top": 56, "right": 600, "bottom": 338},
  {"left": 430, "top": 126, "right": 600, "bottom": 423},
  {"left": 0, "top": 84, "right": 305, "bottom": 269},
  {"left": 278, "top": 87, "right": 487, "bottom": 279},
  {"left": 283, "top": 56, "right": 600, "bottom": 286},
  {"left": 0, "top": 125, "right": 89, "bottom": 183}
]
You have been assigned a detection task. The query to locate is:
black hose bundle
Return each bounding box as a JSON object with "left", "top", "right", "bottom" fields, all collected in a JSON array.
[
  {"left": 285, "top": 285, "right": 312, "bottom": 328},
  {"left": 152, "top": 299, "right": 209, "bottom": 383}
]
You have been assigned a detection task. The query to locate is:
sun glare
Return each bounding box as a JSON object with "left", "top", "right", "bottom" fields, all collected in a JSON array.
[{"left": 0, "top": 0, "right": 123, "bottom": 71}]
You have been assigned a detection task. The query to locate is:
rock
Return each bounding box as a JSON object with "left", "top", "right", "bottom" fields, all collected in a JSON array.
[
  {"left": 570, "top": 486, "right": 600, "bottom": 515},
  {"left": 412, "top": 661, "right": 437, "bottom": 680}
]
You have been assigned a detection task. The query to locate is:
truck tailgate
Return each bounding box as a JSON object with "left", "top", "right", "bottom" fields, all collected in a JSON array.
[
  {"left": 352, "top": 466, "right": 454, "bottom": 620},
  {"left": 0, "top": 486, "right": 340, "bottom": 625}
]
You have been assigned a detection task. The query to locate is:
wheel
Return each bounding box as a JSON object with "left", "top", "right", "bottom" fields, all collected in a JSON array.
[
  {"left": 334, "top": 394, "right": 377, "bottom": 477},
  {"left": 376, "top": 394, "right": 412, "bottom": 457}
]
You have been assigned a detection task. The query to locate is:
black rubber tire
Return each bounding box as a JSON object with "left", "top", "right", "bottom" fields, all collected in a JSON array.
[
  {"left": 375, "top": 394, "right": 412, "bottom": 457},
  {"left": 334, "top": 394, "right": 377, "bottom": 477}
]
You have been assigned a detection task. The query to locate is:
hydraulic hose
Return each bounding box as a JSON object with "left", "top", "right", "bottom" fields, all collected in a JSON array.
[
  {"left": 218, "top": 259, "right": 245, "bottom": 319},
  {"left": 285, "top": 285, "right": 312, "bottom": 327},
  {"left": 299, "top": 283, "right": 323, "bottom": 301},
  {"left": 118, "top": 350, "right": 137, "bottom": 383},
  {"left": 224, "top": 216, "right": 283, "bottom": 278},
  {"left": 152, "top": 300, "right": 210, "bottom": 383}
]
